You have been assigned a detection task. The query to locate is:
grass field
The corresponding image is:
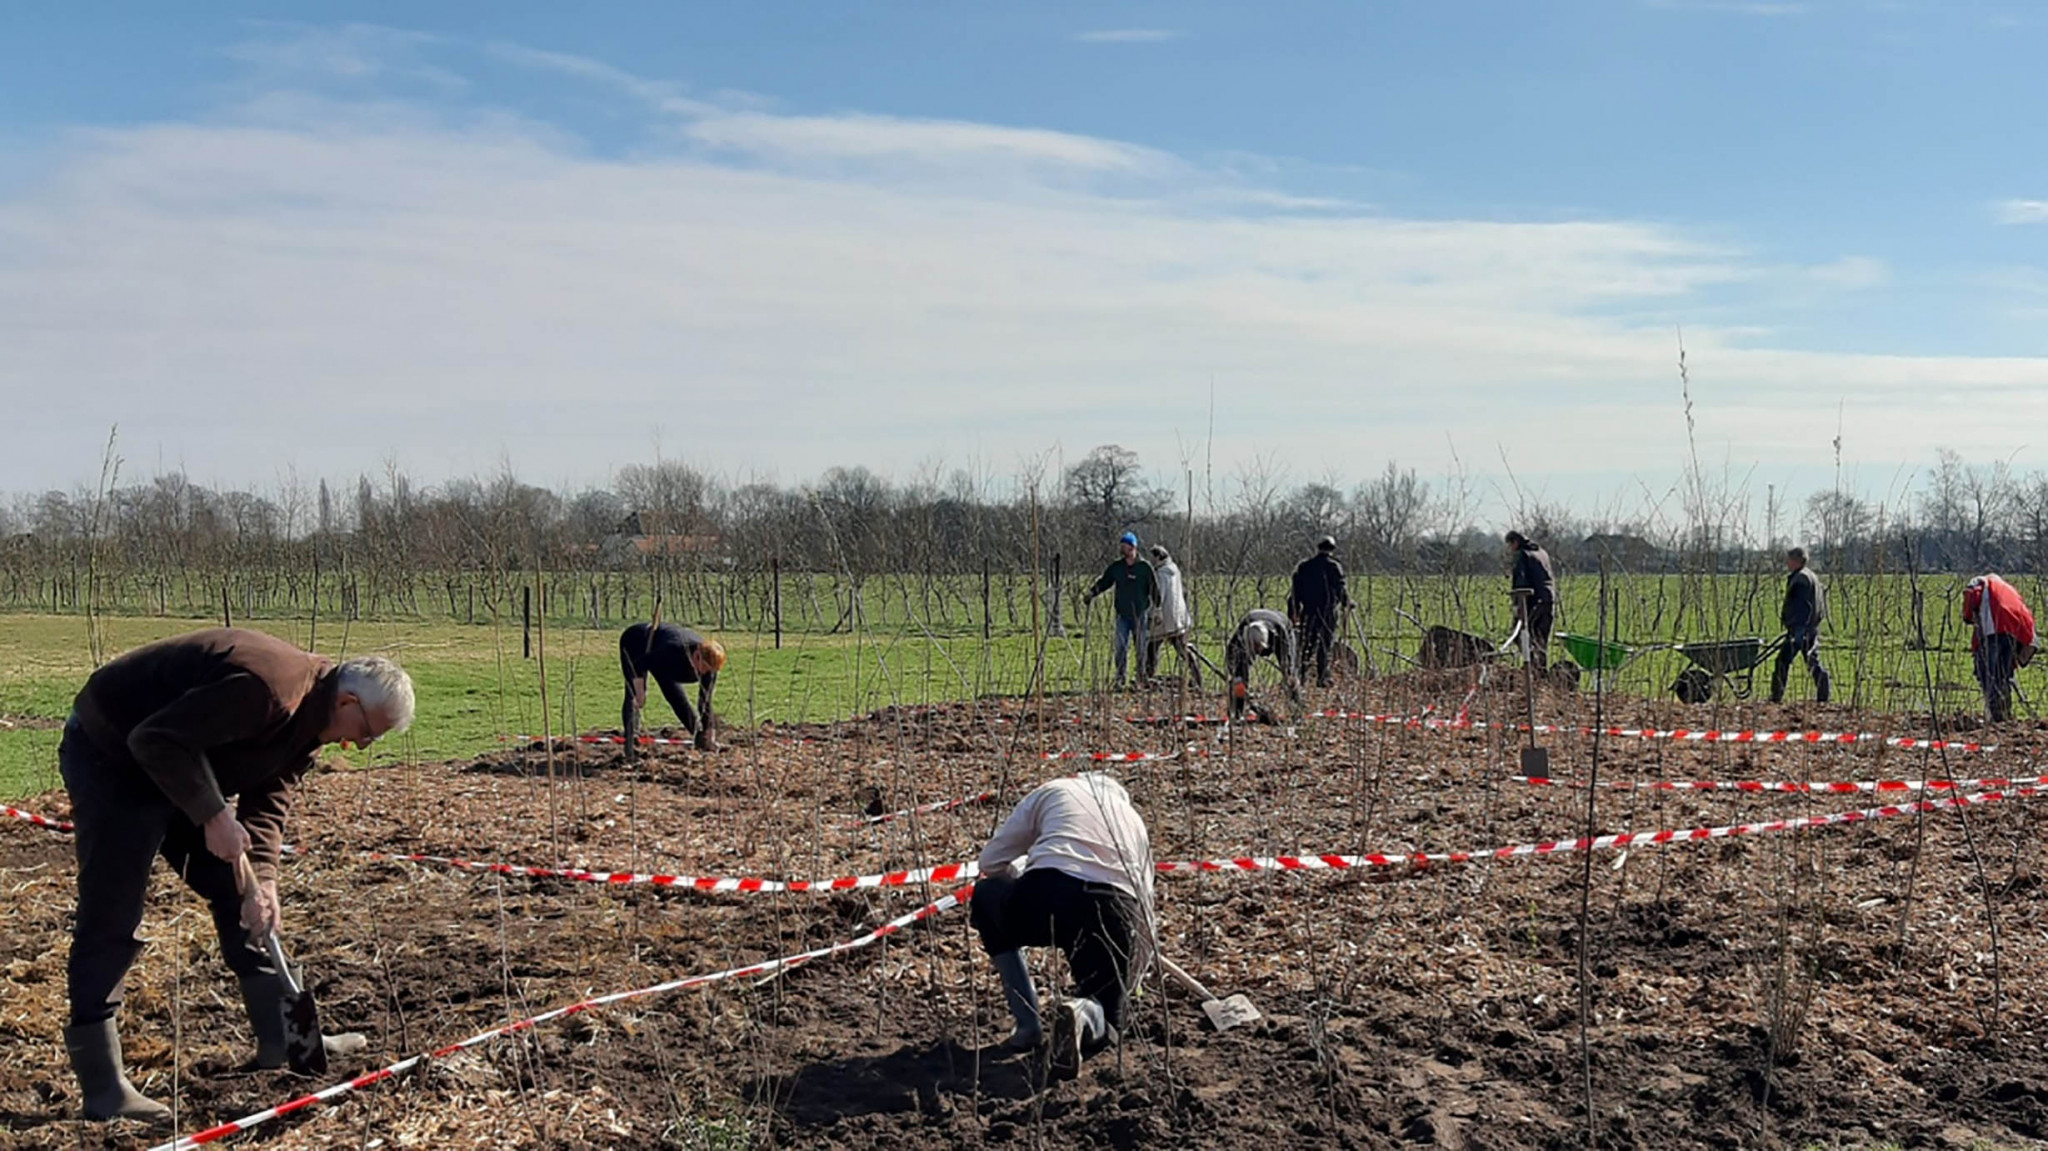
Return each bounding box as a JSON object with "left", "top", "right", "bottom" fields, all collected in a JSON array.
[
  {"left": 4, "top": 565, "right": 2038, "bottom": 801},
  {"left": 0, "top": 612, "right": 1121, "bottom": 800}
]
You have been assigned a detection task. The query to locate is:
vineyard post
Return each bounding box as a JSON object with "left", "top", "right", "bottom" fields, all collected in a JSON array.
[
  {"left": 772, "top": 554, "right": 782, "bottom": 650},
  {"left": 522, "top": 585, "right": 532, "bottom": 659}
]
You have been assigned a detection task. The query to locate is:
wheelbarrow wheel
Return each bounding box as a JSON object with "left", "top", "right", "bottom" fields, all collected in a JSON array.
[
  {"left": 1672, "top": 668, "right": 1713, "bottom": 704},
  {"left": 1548, "top": 663, "right": 1582, "bottom": 692}
]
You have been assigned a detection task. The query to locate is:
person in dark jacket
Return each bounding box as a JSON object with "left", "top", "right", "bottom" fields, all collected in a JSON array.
[
  {"left": 1288, "top": 535, "right": 1351, "bottom": 688},
  {"left": 1224, "top": 608, "right": 1302, "bottom": 720},
  {"left": 59, "top": 629, "right": 408, "bottom": 1121},
  {"left": 620, "top": 622, "right": 726, "bottom": 753},
  {"left": 1504, "top": 531, "right": 1557, "bottom": 671},
  {"left": 1769, "top": 547, "right": 1832, "bottom": 704},
  {"left": 1084, "top": 532, "right": 1160, "bottom": 689}
]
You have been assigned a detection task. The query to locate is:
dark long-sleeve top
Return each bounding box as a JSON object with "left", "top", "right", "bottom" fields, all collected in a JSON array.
[
  {"left": 1780, "top": 568, "right": 1826, "bottom": 633},
  {"left": 621, "top": 622, "right": 717, "bottom": 731},
  {"left": 70, "top": 628, "right": 336, "bottom": 882},
  {"left": 1224, "top": 608, "right": 1296, "bottom": 681},
  {"left": 1511, "top": 545, "right": 1557, "bottom": 607},
  {"left": 1287, "top": 553, "right": 1350, "bottom": 621},
  {"left": 1087, "top": 558, "right": 1159, "bottom": 622}
]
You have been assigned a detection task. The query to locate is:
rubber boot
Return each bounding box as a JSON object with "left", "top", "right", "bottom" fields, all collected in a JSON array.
[
  {"left": 990, "top": 951, "right": 1042, "bottom": 1050},
  {"left": 1049, "top": 997, "right": 1108, "bottom": 1080},
  {"left": 63, "top": 1018, "right": 170, "bottom": 1122},
  {"left": 240, "top": 974, "right": 367, "bottom": 1069}
]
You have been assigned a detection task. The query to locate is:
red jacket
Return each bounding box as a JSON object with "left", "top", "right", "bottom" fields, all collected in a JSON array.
[{"left": 1963, "top": 575, "right": 2036, "bottom": 651}]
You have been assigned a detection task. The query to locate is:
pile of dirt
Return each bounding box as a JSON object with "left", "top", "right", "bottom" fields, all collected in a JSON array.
[{"left": 4, "top": 676, "right": 2048, "bottom": 1148}]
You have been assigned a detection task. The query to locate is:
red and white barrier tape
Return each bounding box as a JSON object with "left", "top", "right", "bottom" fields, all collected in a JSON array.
[
  {"left": 1308, "top": 710, "right": 1995, "bottom": 752},
  {"left": 3, "top": 803, "right": 72, "bottom": 833},
  {"left": 153, "top": 885, "right": 972, "bottom": 1150},
  {"left": 371, "top": 850, "right": 983, "bottom": 894},
  {"left": 1155, "top": 785, "right": 2044, "bottom": 872},
  {"left": 1512, "top": 773, "right": 2048, "bottom": 794},
  {"left": 844, "top": 791, "right": 997, "bottom": 828},
  {"left": 509, "top": 733, "right": 696, "bottom": 747},
  {"left": 1041, "top": 748, "right": 1183, "bottom": 762},
  {"left": 1125, "top": 713, "right": 1231, "bottom": 725}
]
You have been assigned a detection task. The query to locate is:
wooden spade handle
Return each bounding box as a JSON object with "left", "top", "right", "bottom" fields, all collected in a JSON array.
[{"left": 1156, "top": 956, "right": 1213, "bottom": 1001}]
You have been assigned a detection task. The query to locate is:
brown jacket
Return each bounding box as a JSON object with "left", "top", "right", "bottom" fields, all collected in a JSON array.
[{"left": 72, "top": 628, "right": 336, "bottom": 881}]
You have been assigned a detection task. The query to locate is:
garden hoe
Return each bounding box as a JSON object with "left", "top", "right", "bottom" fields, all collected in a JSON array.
[
  {"left": 236, "top": 856, "right": 329, "bottom": 1075},
  {"left": 1158, "top": 956, "right": 1260, "bottom": 1032}
]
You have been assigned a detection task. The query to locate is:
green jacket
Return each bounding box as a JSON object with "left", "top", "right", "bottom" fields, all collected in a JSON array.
[{"left": 1088, "top": 558, "right": 1159, "bottom": 621}]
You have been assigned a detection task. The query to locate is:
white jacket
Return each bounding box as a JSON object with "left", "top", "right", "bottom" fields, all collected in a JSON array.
[
  {"left": 978, "top": 773, "right": 1157, "bottom": 975},
  {"left": 1150, "top": 559, "right": 1193, "bottom": 638}
]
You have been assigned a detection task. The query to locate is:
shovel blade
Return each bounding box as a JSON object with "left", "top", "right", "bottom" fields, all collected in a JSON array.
[
  {"left": 1201, "top": 995, "right": 1261, "bottom": 1032},
  {"left": 1519, "top": 745, "right": 1551, "bottom": 782},
  {"left": 282, "top": 987, "right": 328, "bottom": 1076}
]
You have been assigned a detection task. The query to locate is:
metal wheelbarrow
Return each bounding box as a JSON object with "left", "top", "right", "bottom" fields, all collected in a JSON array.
[
  {"left": 1558, "top": 632, "right": 1667, "bottom": 694},
  {"left": 1671, "top": 636, "right": 1783, "bottom": 703}
]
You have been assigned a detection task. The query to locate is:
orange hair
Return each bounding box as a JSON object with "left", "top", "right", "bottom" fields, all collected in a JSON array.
[{"left": 697, "top": 639, "right": 727, "bottom": 673}]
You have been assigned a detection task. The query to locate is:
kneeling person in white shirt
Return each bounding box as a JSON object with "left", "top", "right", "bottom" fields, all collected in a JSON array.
[{"left": 972, "top": 773, "right": 1155, "bottom": 1071}]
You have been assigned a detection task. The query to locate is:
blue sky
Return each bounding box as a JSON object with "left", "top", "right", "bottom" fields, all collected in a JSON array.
[{"left": 2, "top": 2, "right": 2044, "bottom": 525}]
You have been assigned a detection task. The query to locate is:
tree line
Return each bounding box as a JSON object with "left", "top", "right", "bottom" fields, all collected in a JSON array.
[{"left": 4, "top": 443, "right": 2046, "bottom": 626}]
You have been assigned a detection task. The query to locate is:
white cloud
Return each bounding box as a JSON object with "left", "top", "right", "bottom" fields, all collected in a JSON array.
[
  {"left": 1994, "top": 198, "right": 2048, "bottom": 224},
  {"left": 0, "top": 30, "right": 2041, "bottom": 498},
  {"left": 1073, "top": 29, "right": 1185, "bottom": 43}
]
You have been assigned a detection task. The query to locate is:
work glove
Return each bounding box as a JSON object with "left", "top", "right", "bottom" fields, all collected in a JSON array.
[{"left": 204, "top": 809, "right": 253, "bottom": 864}]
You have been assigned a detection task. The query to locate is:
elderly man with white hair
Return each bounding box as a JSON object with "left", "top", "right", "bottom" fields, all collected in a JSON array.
[
  {"left": 1224, "top": 607, "right": 1303, "bottom": 722},
  {"left": 57, "top": 628, "right": 414, "bottom": 1122}
]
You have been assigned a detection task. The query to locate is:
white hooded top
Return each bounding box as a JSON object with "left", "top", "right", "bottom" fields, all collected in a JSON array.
[
  {"left": 978, "top": 773, "right": 1155, "bottom": 905},
  {"left": 1150, "top": 558, "right": 1193, "bottom": 638}
]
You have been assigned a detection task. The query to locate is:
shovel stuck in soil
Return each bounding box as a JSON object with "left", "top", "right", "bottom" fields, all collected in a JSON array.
[
  {"left": 236, "top": 856, "right": 329, "bottom": 1075},
  {"left": 264, "top": 933, "right": 329, "bottom": 1076},
  {"left": 1158, "top": 957, "right": 1261, "bottom": 1032}
]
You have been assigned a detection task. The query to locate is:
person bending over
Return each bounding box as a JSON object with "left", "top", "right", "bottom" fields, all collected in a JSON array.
[
  {"left": 620, "top": 622, "right": 725, "bottom": 753},
  {"left": 972, "top": 773, "right": 1154, "bottom": 1076}
]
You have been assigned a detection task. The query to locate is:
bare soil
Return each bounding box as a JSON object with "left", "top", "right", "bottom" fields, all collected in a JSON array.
[{"left": 4, "top": 677, "right": 2048, "bottom": 1149}]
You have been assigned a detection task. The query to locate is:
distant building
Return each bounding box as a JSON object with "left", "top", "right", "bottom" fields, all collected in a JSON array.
[{"left": 1580, "top": 533, "right": 1664, "bottom": 570}]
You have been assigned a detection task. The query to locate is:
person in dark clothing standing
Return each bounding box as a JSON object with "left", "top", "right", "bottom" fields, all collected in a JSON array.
[
  {"left": 1288, "top": 535, "right": 1351, "bottom": 688},
  {"left": 1769, "top": 547, "right": 1832, "bottom": 704},
  {"left": 59, "top": 629, "right": 409, "bottom": 1121},
  {"left": 620, "top": 622, "right": 726, "bottom": 753},
  {"left": 1084, "top": 532, "right": 1160, "bottom": 689},
  {"left": 1224, "top": 608, "right": 1303, "bottom": 721},
  {"left": 1504, "top": 531, "right": 1557, "bottom": 671}
]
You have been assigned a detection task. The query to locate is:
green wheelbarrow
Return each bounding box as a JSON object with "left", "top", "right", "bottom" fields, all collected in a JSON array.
[{"left": 1558, "top": 632, "right": 1668, "bottom": 693}]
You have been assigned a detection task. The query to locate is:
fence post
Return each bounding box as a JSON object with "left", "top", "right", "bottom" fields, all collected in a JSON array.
[
  {"left": 772, "top": 556, "right": 783, "bottom": 650},
  {"left": 982, "top": 559, "right": 992, "bottom": 641},
  {"left": 221, "top": 581, "right": 232, "bottom": 629},
  {"left": 523, "top": 585, "right": 533, "bottom": 659}
]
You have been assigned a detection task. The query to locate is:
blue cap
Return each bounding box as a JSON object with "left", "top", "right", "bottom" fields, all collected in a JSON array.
[{"left": 1119, "top": 531, "right": 1140, "bottom": 547}]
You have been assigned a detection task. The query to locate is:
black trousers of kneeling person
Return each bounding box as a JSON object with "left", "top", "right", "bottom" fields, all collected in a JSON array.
[
  {"left": 972, "top": 867, "right": 1140, "bottom": 1030},
  {"left": 59, "top": 718, "right": 274, "bottom": 1026}
]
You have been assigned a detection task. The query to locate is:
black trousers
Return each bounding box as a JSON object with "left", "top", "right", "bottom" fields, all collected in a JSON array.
[
  {"left": 1299, "top": 612, "right": 1338, "bottom": 685},
  {"left": 972, "top": 868, "right": 1139, "bottom": 1028},
  {"left": 60, "top": 719, "right": 272, "bottom": 1026},
  {"left": 1977, "top": 633, "right": 2019, "bottom": 722},
  {"left": 1524, "top": 600, "right": 1555, "bottom": 671},
  {"left": 1770, "top": 627, "right": 1831, "bottom": 703}
]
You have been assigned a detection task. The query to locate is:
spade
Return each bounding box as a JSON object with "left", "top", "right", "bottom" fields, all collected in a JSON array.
[
  {"left": 1158, "top": 956, "right": 1261, "bottom": 1032},
  {"left": 263, "top": 933, "right": 329, "bottom": 1075},
  {"left": 236, "top": 855, "right": 329, "bottom": 1075}
]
